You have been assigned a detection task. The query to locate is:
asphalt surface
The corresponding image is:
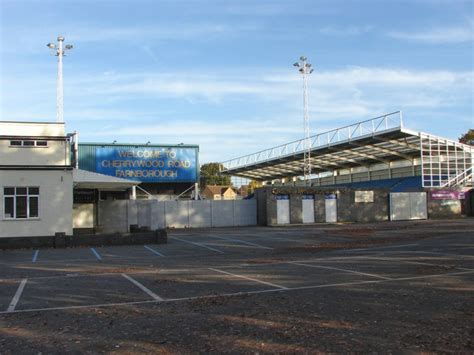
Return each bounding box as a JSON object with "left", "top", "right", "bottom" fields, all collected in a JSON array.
[{"left": 0, "top": 219, "right": 473, "bottom": 353}]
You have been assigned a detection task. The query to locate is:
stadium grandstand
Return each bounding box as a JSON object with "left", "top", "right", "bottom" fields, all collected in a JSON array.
[{"left": 221, "top": 111, "right": 473, "bottom": 190}]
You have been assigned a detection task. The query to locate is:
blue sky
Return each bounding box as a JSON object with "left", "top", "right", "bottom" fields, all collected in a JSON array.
[{"left": 1, "top": 0, "right": 473, "bottom": 163}]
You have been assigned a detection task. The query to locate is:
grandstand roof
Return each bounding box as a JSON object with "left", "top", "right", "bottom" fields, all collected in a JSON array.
[{"left": 221, "top": 111, "right": 426, "bottom": 181}]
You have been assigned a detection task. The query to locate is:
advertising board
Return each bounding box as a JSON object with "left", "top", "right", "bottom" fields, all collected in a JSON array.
[
  {"left": 429, "top": 190, "right": 465, "bottom": 200},
  {"left": 95, "top": 147, "right": 198, "bottom": 183}
]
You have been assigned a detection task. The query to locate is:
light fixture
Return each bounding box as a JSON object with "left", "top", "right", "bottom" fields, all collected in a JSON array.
[
  {"left": 46, "top": 35, "right": 73, "bottom": 123},
  {"left": 293, "top": 55, "right": 315, "bottom": 185}
]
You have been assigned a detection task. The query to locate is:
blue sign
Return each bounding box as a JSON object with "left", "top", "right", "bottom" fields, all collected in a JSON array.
[
  {"left": 95, "top": 147, "right": 198, "bottom": 182},
  {"left": 276, "top": 195, "right": 290, "bottom": 200},
  {"left": 325, "top": 193, "right": 337, "bottom": 200}
]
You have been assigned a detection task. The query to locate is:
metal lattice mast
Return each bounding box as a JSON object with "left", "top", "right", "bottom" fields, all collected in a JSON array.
[
  {"left": 294, "top": 56, "right": 314, "bottom": 183},
  {"left": 47, "top": 36, "right": 73, "bottom": 123}
]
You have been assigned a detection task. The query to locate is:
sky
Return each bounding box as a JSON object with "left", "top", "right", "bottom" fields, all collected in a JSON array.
[{"left": 0, "top": 0, "right": 473, "bottom": 164}]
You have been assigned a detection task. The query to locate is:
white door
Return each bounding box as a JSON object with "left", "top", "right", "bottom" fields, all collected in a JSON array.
[
  {"left": 276, "top": 195, "right": 290, "bottom": 224},
  {"left": 325, "top": 194, "right": 337, "bottom": 223},
  {"left": 410, "top": 192, "right": 428, "bottom": 219},
  {"left": 302, "top": 195, "right": 315, "bottom": 223}
]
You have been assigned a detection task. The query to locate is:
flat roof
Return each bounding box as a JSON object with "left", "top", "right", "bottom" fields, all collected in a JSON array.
[
  {"left": 221, "top": 112, "right": 425, "bottom": 180},
  {"left": 79, "top": 142, "right": 199, "bottom": 149},
  {"left": 0, "top": 121, "right": 65, "bottom": 125}
]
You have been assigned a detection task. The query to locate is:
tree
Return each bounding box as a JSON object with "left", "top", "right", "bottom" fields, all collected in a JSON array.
[
  {"left": 247, "top": 179, "right": 263, "bottom": 194},
  {"left": 200, "top": 163, "right": 231, "bottom": 187},
  {"left": 459, "top": 129, "right": 474, "bottom": 146}
]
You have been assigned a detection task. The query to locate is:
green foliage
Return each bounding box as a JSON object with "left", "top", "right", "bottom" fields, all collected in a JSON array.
[
  {"left": 200, "top": 163, "right": 231, "bottom": 187},
  {"left": 459, "top": 129, "right": 474, "bottom": 146},
  {"left": 247, "top": 179, "right": 263, "bottom": 194}
]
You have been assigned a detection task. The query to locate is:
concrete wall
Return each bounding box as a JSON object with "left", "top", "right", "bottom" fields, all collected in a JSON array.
[
  {"left": 427, "top": 189, "right": 464, "bottom": 219},
  {"left": 73, "top": 203, "right": 95, "bottom": 228},
  {"left": 0, "top": 122, "right": 70, "bottom": 167},
  {"left": 257, "top": 186, "right": 390, "bottom": 225},
  {"left": 0, "top": 122, "right": 65, "bottom": 136},
  {"left": 290, "top": 195, "right": 303, "bottom": 224},
  {"left": 0, "top": 139, "right": 70, "bottom": 166},
  {"left": 99, "top": 200, "right": 128, "bottom": 234},
  {"left": 98, "top": 199, "right": 257, "bottom": 232},
  {"left": 0, "top": 170, "right": 73, "bottom": 237},
  {"left": 338, "top": 190, "right": 389, "bottom": 223}
]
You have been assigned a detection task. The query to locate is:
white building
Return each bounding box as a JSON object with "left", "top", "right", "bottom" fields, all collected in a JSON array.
[{"left": 0, "top": 121, "right": 73, "bottom": 237}]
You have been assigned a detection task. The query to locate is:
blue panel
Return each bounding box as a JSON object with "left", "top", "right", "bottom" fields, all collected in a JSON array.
[
  {"left": 325, "top": 193, "right": 337, "bottom": 200},
  {"left": 276, "top": 195, "right": 290, "bottom": 200},
  {"left": 95, "top": 147, "right": 198, "bottom": 182},
  {"left": 302, "top": 194, "right": 314, "bottom": 200}
]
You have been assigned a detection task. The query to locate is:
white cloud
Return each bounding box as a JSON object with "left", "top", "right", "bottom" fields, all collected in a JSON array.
[
  {"left": 388, "top": 26, "right": 474, "bottom": 44},
  {"left": 319, "top": 25, "right": 373, "bottom": 36},
  {"left": 1, "top": 65, "right": 472, "bottom": 162}
]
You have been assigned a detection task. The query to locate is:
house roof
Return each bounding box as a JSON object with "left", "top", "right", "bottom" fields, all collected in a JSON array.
[
  {"left": 204, "top": 185, "right": 235, "bottom": 195},
  {"left": 73, "top": 169, "right": 138, "bottom": 190}
]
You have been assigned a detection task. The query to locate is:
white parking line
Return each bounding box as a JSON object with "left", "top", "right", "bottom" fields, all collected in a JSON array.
[
  {"left": 7, "top": 279, "right": 28, "bottom": 312},
  {"left": 90, "top": 248, "right": 102, "bottom": 261},
  {"left": 289, "top": 262, "right": 393, "bottom": 280},
  {"left": 144, "top": 245, "right": 165, "bottom": 257},
  {"left": 405, "top": 251, "right": 474, "bottom": 259},
  {"left": 209, "top": 267, "right": 288, "bottom": 289},
  {"left": 32, "top": 250, "right": 39, "bottom": 263},
  {"left": 342, "top": 243, "right": 419, "bottom": 252},
  {"left": 170, "top": 236, "right": 224, "bottom": 254},
  {"left": 208, "top": 236, "right": 273, "bottom": 250},
  {"left": 121, "top": 274, "right": 164, "bottom": 301},
  {"left": 3, "top": 270, "right": 473, "bottom": 315}
]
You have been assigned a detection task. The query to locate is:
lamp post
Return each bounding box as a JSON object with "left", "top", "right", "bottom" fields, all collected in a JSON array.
[
  {"left": 293, "top": 56, "right": 314, "bottom": 184},
  {"left": 47, "top": 35, "right": 73, "bottom": 123}
]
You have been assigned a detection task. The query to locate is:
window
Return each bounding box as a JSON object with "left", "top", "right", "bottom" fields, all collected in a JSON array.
[
  {"left": 3, "top": 187, "right": 39, "bottom": 219},
  {"left": 9, "top": 140, "right": 48, "bottom": 147}
]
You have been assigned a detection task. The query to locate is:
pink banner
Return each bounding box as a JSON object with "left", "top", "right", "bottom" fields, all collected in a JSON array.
[{"left": 430, "top": 190, "right": 465, "bottom": 200}]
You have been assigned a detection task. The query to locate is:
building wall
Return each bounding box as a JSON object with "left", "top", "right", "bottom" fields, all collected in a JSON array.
[
  {"left": 0, "top": 122, "right": 65, "bottom": 137},
  {"left": 73, "top": 203, "right": 95, "bottom": 228},
  {"left": 0, "top": 170, "right": 73, "bottom": 237},
  {"left": 257, "top": 186, "right": 392, "bottom": 225},
  {"left": 290, "top": 195, "right": 303, "bottom": 224},
  {"left": 0, "top": 139, "right": 70, "bottom": 166},
  {"left": 426, "top": 189, "right": 469, "bottom": 219}
]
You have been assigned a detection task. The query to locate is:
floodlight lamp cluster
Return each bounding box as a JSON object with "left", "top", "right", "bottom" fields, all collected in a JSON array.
[
  {"left": 46, "top": 35, "right": 73, "bottom": 56},
  {"left": 293, "top": 55, "right": 314, "bottom": 74}
]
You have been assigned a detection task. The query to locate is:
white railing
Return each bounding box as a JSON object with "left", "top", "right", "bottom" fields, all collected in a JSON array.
[
  {"left": 222, "top": 111, "right": 403, "bottom": 171},
  {"left": 441, "top": 167, "right": 473, "bottom": 188},
  {"left": 420, "top": 132, "right": 473, "bottom": 188}
]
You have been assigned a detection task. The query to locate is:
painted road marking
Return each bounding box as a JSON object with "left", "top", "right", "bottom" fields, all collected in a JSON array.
[
  {"left": 209, "top": 267, "right": 288, "bottom": 289},
  {"left": 170, "top": 236, "right": 224, "bottom": 254},
  {"left": 32, "top": 250, "right": 39, "bottom": 263},
  {"left": 7, "top": 279, "right": 28, "bottom": 312},
  {"left": 290, "top": 262, "right": 393, "bottom": 280},
  {"left": 208, "top": 236, "right": 273, "bottom": 250},
  {"left": 90, "top": 248, "right": 102, "bottom": 261},
  {"left": 342, "top": 243, "right": 419, "bottom": 252},
  {"left": 3, "top": 270, "right": 473, "bottom": 315},
  {"left": 121, "top": 274, "right": 164, "bottom": 301},
  {"left": 144, "top": 245, "right": 165, "bottom": 257},
  {"left": 405, "top": 251, "right": 474, "bottom": 259}
]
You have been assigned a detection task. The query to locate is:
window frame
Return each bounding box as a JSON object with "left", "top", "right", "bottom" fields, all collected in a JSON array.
[
  {"left": 9, "top": 140, "right": 48, "bottom": 148},
  {"left": 3, "top": 186, "right": 40, "bottom": 220}
]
